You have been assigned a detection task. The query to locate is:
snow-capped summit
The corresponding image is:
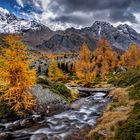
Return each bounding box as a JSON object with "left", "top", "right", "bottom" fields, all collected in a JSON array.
[
  {"left": 0, "top": 7, "right": 9, "bottom": 14},
  {"left": 117, "top": 24, "right": 140, "bottom": 44},
  {"left": 0, "top": 7, "right": 140, "bottom": 53},
  {"left": 0, "top": 7, "right": 42, "bottom": 33}
]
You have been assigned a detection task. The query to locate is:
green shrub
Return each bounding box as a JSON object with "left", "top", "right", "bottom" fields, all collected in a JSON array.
[
  {"left": 88, "top": 132, "right": 105, "bottom": 140},
  {"left": 129, "top": 82, "right": 140, "bottom": 100},
  {"left": 0, "top": 101, "right": 14, "bottom": 119},
  {"left": 0, "top": 88, "right": 17, "bottom": 120},
  {"left": 53, "top": 82, "right": 72, "bottom": 98},
  {"left": 94, "top": 77, "right": 102, "bottom": 85},
  {"left": 108, "top": 69, "right": 140, "bottom": 140},
  {"left": 37, "top": 78, "right": 52, "bottom": 86},
  {"left": 0, "top": 92, "right": 17, "bottom": 120},
  {"left": 114, "top": 102, "right": 140, "bottom": 140},
  {"left": 108, "top": 69, "right": 140, "bottom": 88},
  {"left": 109, "top": 102, "right": 127, "bottom": 111}
]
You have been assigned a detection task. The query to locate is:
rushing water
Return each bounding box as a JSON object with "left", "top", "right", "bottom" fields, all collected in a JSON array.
[{"left": 2, "top": 91, "right": 110, "bottom": 140}]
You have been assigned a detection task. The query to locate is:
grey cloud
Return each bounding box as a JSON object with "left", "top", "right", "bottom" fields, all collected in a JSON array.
[
  {"left": 14, "top": 0, "right": 140, "bottom": 31},
  {"left": 50, "top": 14, "right": 93, "bottom": 26},
  {"left": 48, "top": 0, "right": 140, "bottom": 26},
  {"left": 50, "top": 0, "right": 131, "bottom": 13},
  {"left": 109, "top": 10, "right": 137, "bottom": 23}
]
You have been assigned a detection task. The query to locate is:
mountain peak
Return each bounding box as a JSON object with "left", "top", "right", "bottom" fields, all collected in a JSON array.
[
  {"left": 0, "top": 7, "right": 9, "bottom": 14},
  {"left": 0, "top": 7, "right": 43, "bottom": 33},
  {"left": 117, "top": 24, "right": 132, "bottom": 31},
  {"left": 117, "top": 23, "right": 140, "bottom": 35},
  {"left": 0, "top": 9, "right": 140, "bottom": 52},
  {"left": 92, "top": 21, "right": 112, "bottom": 27}
]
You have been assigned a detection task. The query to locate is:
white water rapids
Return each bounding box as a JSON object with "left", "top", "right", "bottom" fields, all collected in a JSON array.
[{"left": 1, "top": 92, "right": 110, "bottom": 140}]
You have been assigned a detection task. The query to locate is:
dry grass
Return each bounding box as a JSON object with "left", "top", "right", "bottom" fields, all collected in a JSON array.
[
  {"left": 87, "top": 87, "right": 136, "bottom": 140},
  {"left": 93, "top": 81, "right": 113, "bottom": 88},
  {"left": 70, "top": 88, "right": 79, "bottom": 101}
]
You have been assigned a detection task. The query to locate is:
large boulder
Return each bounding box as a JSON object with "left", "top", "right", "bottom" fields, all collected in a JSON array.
[{"left": 31, "top": 85, "right": 69, "bottom": 116}]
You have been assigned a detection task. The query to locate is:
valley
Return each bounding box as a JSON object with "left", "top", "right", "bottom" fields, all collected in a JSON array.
[{"left": 0, "top": 5, "right": 140, "bottom": 140}]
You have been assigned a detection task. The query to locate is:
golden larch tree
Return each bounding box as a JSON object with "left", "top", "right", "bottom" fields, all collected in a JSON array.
[
  {"left": 48, "top": 58, "right": 64, "bottom": 81},
  {"left": 93, "top": 39, "right": 117, "bottom": 79},
  {"left": 120, "top": 44, "right": 140, "bottom": 68},
  {"left": 75, "top": 43, "right": 96, "bottom": 84},
  {"left": 0, "top": 35, "right": 36, "bottom": 116}
]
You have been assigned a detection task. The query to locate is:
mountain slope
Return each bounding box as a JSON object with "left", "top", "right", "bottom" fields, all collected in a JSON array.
[
  {"left": 0, "top": 7, "right": 140, "bottom": 52},
  {"left": 37, "top": 21, "right": 140, "bottom": 52},
  {"left": 0, "top": 7, "right": 40, "bottom": 33},
  {"left": 0, "top": 7, "right": 54, "bottom": 49}
]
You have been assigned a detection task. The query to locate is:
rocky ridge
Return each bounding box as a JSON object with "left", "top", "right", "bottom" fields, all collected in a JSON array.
[{"left": 0, "top": 7, "right": 140, "bottom": 52}]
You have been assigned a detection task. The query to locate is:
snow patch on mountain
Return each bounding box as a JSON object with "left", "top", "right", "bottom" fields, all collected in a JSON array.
[
  {"left": 0, "top": 7, "right": 41, "bottom": 33},
  {"left": 0, "top": 7, "right": 9, "bottom": 14}
]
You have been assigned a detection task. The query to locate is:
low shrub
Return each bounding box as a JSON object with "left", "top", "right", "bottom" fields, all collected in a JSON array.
[
  {"left": 0, "top": 91, "right": 17, "bottom": 121},
  {"left": 114, "top": 102, "right": 140, "bottom": 140},
  {"left": 109, "top": 102, "right": 127, "bottom": 111},
  {"left": 0, "top": 101, "right": 15, "bottom": 119},
  {"left": 129, "top": 82, "right": 140, "bottom": 100},
  {"left": 37, "top": 78, "right": 52, "bottom": 87},
  {"left": 53, "top": 82, "right": 72, "bottom": 99},
  {"left": 108, "top": 69, "right": 140, "bottom": 88},
  {"left": 107, "top": 68, "right": 140, "bottom": 140}
]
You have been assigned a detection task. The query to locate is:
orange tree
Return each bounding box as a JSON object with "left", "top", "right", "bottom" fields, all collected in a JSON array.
[
  {"left": 93, "top": 39, "right": 117, "bottom": 79},
  {"left": 0, "top": 35, "right": 36, "bottom": 116},
  {"left": 120, "top": 44, "right": 140, "bottom": 68},
  {"left": 75, "top": 43, "right": 96, "bottom": 84},
  {"left": 48, "top": 58, "right": 65, "bottom": 81}
]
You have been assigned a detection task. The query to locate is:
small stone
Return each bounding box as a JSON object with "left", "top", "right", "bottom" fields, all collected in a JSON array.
[
  {"left": 0, "top": 132, "right": 12, "bottom": 140},
  {"left": 30, "top": 134, "right": 47, "bottom": 140}
]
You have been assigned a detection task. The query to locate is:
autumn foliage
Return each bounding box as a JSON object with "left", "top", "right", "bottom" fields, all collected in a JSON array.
[
  {"left": 48, "top": 58, "right": 65, "bottom": 81},
  {"left": 93, "top": 39, "right": 117, "bottom": 79},
  {"left": 75, "top": 43, "right": 96, "bottom": 84},
  {"left": 119, "top": 44, "right": 140, "bottom": 68},
  {"left": 0, "top": 35, "right": 36, "bottom": 116},
  {"left": 74, "top": 39, "right": 118, "bottom": 83},
  {"left": 46, "top": 39, "right": 140, "bottom": 84}
]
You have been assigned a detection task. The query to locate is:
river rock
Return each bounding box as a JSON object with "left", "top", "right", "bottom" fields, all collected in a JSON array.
[
  {"left": 116, "top": 66, "right": 126, "bottom": 72},
  {"left": 0, "top": 125, "right": 5, "bottom": 131},
  {"left": 20, "top": 118, "right": 32, "bottom": 127},
  {"left": 30, "top": 134, "right": 48, "bottom": 140},
  {"left": 31, "top": 85, "right": 69, "bottom": 115},
  {"left": 5, "top": 123, "right": 17, "bottom": 130},
  {"left": 0, "top": 132, "right": 12, "bottom": 140}
]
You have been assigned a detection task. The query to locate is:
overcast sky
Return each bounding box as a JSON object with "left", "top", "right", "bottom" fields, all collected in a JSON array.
[{"left": 0, "top": 0, "right": 140, "bottom": 32}]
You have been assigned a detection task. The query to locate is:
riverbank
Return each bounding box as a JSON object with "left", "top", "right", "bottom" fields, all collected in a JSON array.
[
  {"left": 0, "top": 85, "right": 111, "bottom": 140},
  {"left": 87, "top": 69, "right": 140, "bottom": 140},
  {"left": 87, "top": 87, "right": 135, "bottom": 140},
  {"left": 0, "top": 68, "right": 139, "bottom": 140}
]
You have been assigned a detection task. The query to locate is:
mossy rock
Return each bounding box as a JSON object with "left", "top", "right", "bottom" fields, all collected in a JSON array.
[
  {"left": 52, "top": 82, "right": 72, "bottom": 98},
  {"left": 37, "top": 78, "right": 73, "bottom": 102}
]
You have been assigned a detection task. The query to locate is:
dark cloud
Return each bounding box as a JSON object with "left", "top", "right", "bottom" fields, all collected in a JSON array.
[
  {"left": 49, "top": 0, "right": 140, "bottom": 26},
  {"left": 1, "top": 0, "right": 140, "bottom": 31},
  {"left": 50, "top": 14, "right": 92, "bottom": 26},
  {"left": 109, "top": 10, "right": 137, "bottom": 23},
  {"left": 50, "top": 0, "right": 131, "bottom": 13}
]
